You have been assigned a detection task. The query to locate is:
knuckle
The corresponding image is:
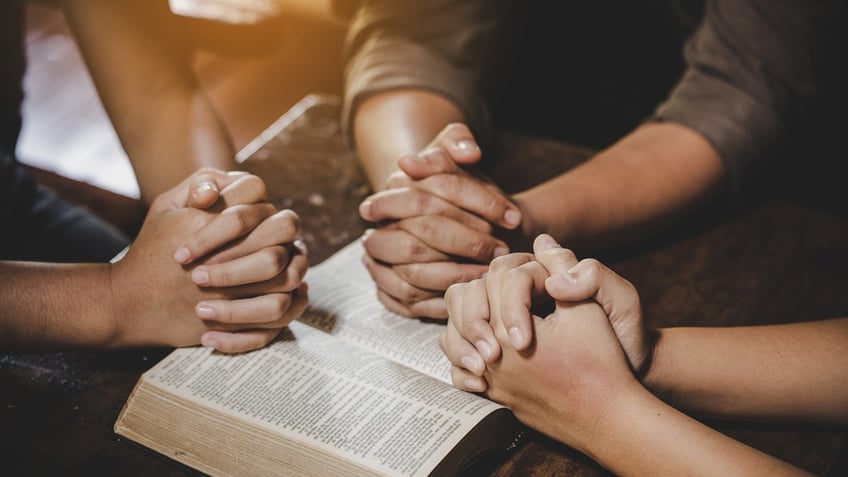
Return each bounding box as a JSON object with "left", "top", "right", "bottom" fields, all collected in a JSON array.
[
  {"left": 465, "top": 235, "right": 492, "bottom": 260},
  {"left": 264, "top": 246, "right": 289, "bottom": 274},
  {"left": 582, "top": 258, "right": 604, "bottom": 280},
  {"left": 406, "top": 239, "right": 429, "bottom": 261},
  {"left": 214, "top": 267, "right": 234, "bottom": 286},
  {"left": 224, "top": 205, "right": 253, "bottom": 233},
  {"left": 240, "top": 174, "right": 267, "bottom": 199},
  {"left": 271, "top": 294, "right": 291, "bottom": 321},
  {"left": 413, "top": 190, "right": 434, "bottom": 214},
  {"left": 394, "top": 263, "right": 422, "bottom": 285}
]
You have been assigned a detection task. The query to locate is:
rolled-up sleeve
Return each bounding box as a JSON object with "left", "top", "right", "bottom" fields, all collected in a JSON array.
[
  {"left": 342, "top": 0, "right": 505, "bottom": 145},
  {"left": 654, "top": 0, "right": 838, "bottom": 192}
]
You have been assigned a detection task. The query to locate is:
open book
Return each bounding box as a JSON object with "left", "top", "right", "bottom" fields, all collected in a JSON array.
[{"left": 114, "top": 238, "right": 523, "bottom": 477}]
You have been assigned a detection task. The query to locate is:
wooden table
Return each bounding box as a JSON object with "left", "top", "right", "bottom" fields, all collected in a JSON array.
[{"left": 2, "top": 94, "right": 846, "bottom": 476}]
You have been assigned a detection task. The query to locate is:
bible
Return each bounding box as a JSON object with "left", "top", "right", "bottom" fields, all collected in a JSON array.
[{"left": 114, "top": 238, "right": 524, "bottom": 477}]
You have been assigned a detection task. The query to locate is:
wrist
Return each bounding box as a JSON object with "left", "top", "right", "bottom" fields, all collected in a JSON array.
[
  {"left": 640, "top": 328, "right": 669, "bottom": 397},
  {"left": 105, "top": 259, "right": 140, "bottom": 349}
]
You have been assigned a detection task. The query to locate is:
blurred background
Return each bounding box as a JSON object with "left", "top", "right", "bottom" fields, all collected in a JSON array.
[{"left": 17, "top": 0, "right": 346, "bottom": 198}]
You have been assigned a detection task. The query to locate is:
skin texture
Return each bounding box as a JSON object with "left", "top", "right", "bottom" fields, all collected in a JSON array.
[
  {"left": 439, "top": 234, "right": 845, "bottom": 475},
  {"left": 357, "top": 106, "right": 726, "bottom": 319},
  {"left": 0, "top": 169, "right": 309, "bottom": 354}
]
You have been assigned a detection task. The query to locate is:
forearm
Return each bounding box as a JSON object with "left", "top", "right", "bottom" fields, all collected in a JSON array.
[
  {"left": 0, "top": 262, "right": 117, "bottom": 351},
  {"left": 576, "top": 384, "right": 811, "bottom": 476},
  {"left": 645, "top": 318, "right": 848, "bottom": 424},
  {"left": 61, "top": 0, "right": 237, "bottom": 203},
  {"left": 353, "top": 89, "right": 465, "bottom": 190},
  {"left": 513, "top": 122, "right": 727, "bottom": 253}
]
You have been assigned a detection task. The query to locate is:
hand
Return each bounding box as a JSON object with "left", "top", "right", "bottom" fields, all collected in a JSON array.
[
  {"left": 441, "top": 234, "right": 652, "bottom": 391},
  {"left": 359, "top": 123, "right": 522, "bottom": 319},
  {"left": 446, "top": 234, "right": 642, "bottom": 451},
  {"left": 110, "top": 169, "right": 308, "bottom": 353},
  {"left": 440, "top": 231, "right": 574, "bottom": 391},
  {"left": 541, "top": 244, "right": 653, "bottom": 376},
  {"left": 482, "top": 263, "right": 642, "bottom": 455}
]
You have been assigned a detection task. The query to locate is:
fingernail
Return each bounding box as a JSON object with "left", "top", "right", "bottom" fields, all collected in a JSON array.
[
  {"left": 174, "top": 246, "right": 191, "bottom": 264},
  {"left": 362, "top": 228, "right": 374, "bottom": 241},
  {"left": 535, "top": 234, "right": 559, "bottom": 251},
  {"left": 508, "top": 326, "right": 525, "bottom": 349},
  {"left": 461, "top": 355, "right": 484, "bottom": 375},
  {"left": 359, "top": 200, "right": 372, "bottom": 218},
  {"left": 493, "top": 246, "right": 509, "bottom": 258},
  {"left": 454, "top": 139, "right": 479, "bottom": 153},
  {"left": 293, "top": 239, "right": 308, "bottom": 255},
  {"left": 504, "top": 208, "right": 521, "bottom": 227},
  {"left": 200, "top": 335, "right": 219, "bottom": 348},
  {"left": 192, "top": 269, "right": 210, "bottom": 286},
  {"left": 476, "top": 340, "right": 493, "bottom": 361},
  {"left": 464, "top": 377, "right": 486, "bottom": 392},
  {"left": 196, "top": 304, "right": 216, "bottom": 319},
  {"left": 196, "top": 181, "right": 217, "bottom": 193}
]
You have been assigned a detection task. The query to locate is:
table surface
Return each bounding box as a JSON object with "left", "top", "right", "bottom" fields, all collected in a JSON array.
[{"left": 2, "top": 94, "right": 847, "bottom": 476}]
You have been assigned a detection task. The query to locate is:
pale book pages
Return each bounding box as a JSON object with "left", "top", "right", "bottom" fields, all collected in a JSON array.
[
  {"left": 116, "top": 238, "right": 513, "bottom": 477},
  {"left": 300, "top": 238, "right": 452, "bottom": 382}
]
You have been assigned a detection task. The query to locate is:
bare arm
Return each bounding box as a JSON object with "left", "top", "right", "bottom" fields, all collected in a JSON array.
[
  {"left": 443, "top": 237, "right": 813, "bottom": 476},
  {"left": 353, "top": 89, "right": 465, "bottom": 190},
  {"left": 0, "top": 261, "right": 115, "bottom": 350},
  {"left": 646, "top": 319, "right": 848, "bottom": 425},
  {"left": 0, "top": 170, "right": 308, "bottom": 353},
  {"left": 514, "top": 121, "right": 728, "bottom": 253},
  {"left": 60, "top": 0, "right": 237, "bottom": 203}
]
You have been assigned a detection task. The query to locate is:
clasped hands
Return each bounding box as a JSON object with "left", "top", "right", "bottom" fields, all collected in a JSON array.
[
  {"left": 440, "top": 233, "right": 657, "bottom": 451},
  {"left": 110, "top": 168, "right": 308, "bottom": 353},
  {"left": 359, "top": 123, "right": 524, "bottom": 319}
]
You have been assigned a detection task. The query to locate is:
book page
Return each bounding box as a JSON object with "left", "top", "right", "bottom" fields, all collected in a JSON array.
[
  {"left": 299, "top": 238, "right": 452, "bottom": 383},
  {"left": 143, "top": 321, "right": 504, "bottom": 477}
]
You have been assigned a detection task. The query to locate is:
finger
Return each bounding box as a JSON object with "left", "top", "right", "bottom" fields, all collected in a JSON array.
[
  {"left": 533, "top": 234, "right": 580, "bottom": 277},
  {"left": 199, "top": 284, "right": 308, "bottom": 353},
  {"left": 446, "top": 279, "right": 500, "bottom": 363},
  {"left": 204, "top": 209, "right": 302, "bottom": 265},
  {"left": 450, "top": 364, "right": 488, "bottom": 393},
  {"left": 393, "top": 261, "right": 489, "bottom": 291},
  {"left": 362, "top": 254, "right": 441, "bottom": 303},
  {"left": 397, "top": 215, "right": 509, "bottom": 263},
  {"left": 174, "top": 203, "right": 277, "bottom": 264},
  {"left": 215, "top": 173, "right": 268, "bottom": 209},
  {"left": 211, "top": 251, "right": 308, "bottom": 298},
  {"left": 431, "top": 122, "right": 483, "bottom": 165},
  {"left": 415, "top": 173, "right": 522, "bottom": 229},
  {"left": 438, "top": 324, "right": 486, "bottom": 377},
  {"left": 201, "top": 328, "right": 282, "bottom": 354},
  {"left": 196, "top": 293, "right": 293, "bottom": 326},
  {"left": 398, "top": 147, "right": 464, "bottom": 179},
  {"left": 359, "top": 188, "right": 492, "bottom": 234},
  {"left": 361, "top": 228, "right": 451, "bottom": 264},
  {"left": 186, "top": 170, "right": 252, "bottom": 210},
  {"left": 547, "top": 258, "right": 640, "bottom": 319},
  {"left": 484, "top": 253, "right": 536, "bottom": 352},
  {"left": 399, "top": 124, "right": 481, "bottom": 180},
  {"left": 375, "top": 288, "right": 447, "bottom": 319},
  {"left": 152, "top": 168, "right": 229, "bottom": 212},
  {"left": 499, "top": 261, "right": 550, "bottom": 351},
  {"left": 186, "top": 171, "right": 223, "bottom": 209},
  {"left": 385, "top": 170, "right": 412, "bottom": 189},
  {"left": 191, "top": 245, "right": 290, "bottom": 287}
]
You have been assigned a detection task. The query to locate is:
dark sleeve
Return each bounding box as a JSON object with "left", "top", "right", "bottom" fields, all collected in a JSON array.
[
  {"left": 653, "top": 0, "right": 841, "bottom": 193},
  {"left": 341, "top": 0, "right": 506, "bottom": 145}
]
